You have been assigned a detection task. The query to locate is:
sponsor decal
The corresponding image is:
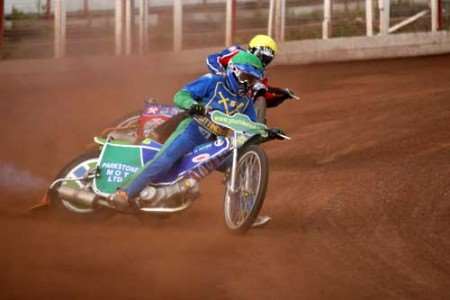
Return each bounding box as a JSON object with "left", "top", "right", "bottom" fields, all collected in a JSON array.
[
  {"left": 211, "top": 111, "right": 267, "bottom": 135},
  {"left": 146, "top": 106, "right": 160, "bottom": 114},
  {"left": 74, "top": 165, "right": 88, "bottom": 178},
  {"left": 192, "top": 153, "right": 211, "bottom": 163},
  {"left": 101, "top": 162, "right": 139, "bottom": 183},
  {"left": 194, "top": 142, "right": 213, "bottom": 153}
]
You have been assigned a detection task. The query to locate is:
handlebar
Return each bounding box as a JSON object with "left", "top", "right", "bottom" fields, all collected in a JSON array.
[
  {"left": 285, "top": 89, "right": 300, "bottom": 101},
  {"left": 266, "top": 128, "right": 291, "bottom": 141},
  {"left": 275, "top": 132, "right": 291, "bottom": 140}
]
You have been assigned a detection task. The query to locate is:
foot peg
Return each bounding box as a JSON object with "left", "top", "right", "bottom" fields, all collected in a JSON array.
[{"left": 252, "top": 215, "right": 271, "bottom": 228}]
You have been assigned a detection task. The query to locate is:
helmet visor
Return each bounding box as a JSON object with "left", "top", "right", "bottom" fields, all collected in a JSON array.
[
  {"left": 235, "top": 69, "right": 259, "bottom": 86},
  {"left": 253, "top": 47, "right": 274, "bottom": 66}
]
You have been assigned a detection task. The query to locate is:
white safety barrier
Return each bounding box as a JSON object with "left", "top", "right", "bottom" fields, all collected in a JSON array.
[{"left": 50, "top": 0, "right": 447, "bottom": 59}]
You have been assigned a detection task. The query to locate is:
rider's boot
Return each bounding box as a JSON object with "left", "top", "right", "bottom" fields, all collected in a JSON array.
[{"left": 110, "top": 190, "right": 135, "bottom": 212}]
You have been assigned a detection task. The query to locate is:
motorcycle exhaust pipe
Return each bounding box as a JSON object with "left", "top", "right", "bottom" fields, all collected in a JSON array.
[{"left": 55, "top": 186, "right": 98, "bottom": 208}]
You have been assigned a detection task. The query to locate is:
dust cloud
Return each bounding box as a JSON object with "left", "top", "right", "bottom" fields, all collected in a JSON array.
[{"left": 0, "top": 162, "right": 46, "bottom": 193}]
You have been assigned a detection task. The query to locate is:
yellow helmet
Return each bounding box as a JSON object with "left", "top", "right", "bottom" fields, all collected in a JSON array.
[{"left": 248, "top": 34, "right": 278, "bottom": 66}]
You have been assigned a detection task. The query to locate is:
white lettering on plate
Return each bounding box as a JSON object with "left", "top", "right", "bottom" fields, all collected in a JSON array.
[
  {"left": 101, "top": 162, "right": 139, "bottom": 183},
  {"left": 192, "top": 153, "right": 211, "bottom": 163}
]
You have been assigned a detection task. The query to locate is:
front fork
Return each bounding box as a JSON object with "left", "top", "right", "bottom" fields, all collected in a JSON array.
[{"left": 229, "top": 131, "right": 239, "bottom": 193}]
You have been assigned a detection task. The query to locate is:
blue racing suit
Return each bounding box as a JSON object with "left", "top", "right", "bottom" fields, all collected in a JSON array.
[
  {"left": 206, "top": 45, "right": 243, "bottom": 74},
  {"left": 122, "top": 73, "right": 256, "bottom": 199}
]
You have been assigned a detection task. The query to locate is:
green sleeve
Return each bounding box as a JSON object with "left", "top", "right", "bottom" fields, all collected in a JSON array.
[{"left": 174, "top": 90, "right": 197, "bottom": 110}]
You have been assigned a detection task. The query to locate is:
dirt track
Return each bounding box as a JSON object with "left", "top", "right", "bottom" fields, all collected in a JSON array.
[{"left": 1, "top": 54, "right": 450, "bottom": 300}]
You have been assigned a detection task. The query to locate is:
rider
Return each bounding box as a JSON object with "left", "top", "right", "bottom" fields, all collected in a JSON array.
[
  {"left": 206, "top": 34, "right": 295, "bottom": 123},
  {"left": 111, "top": 52, "right": 265, "bottom": 210}
]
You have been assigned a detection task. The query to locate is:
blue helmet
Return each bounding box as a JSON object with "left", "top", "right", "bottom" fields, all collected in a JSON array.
[{"left": 225, "top": 51, "right": 264, "bottom": 95}]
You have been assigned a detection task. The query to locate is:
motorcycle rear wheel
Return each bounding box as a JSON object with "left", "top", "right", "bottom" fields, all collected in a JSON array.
[
  {"left": 49, "top": 150, "right": 106, "bottom": 216},
  {"left": 223, "top": 145, "right": 269, "bottom": 233}
]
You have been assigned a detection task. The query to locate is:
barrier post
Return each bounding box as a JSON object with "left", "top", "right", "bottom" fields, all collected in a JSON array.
[
  {"left": 0, "top": 0, "right": 4, "bottom": 47},
  {"left": 115, "top": 0, "right": 124, "bottom": 55},
  {"left": 365, "top": 0, "right": 373, "bottom": 36},
  {"left": 267, "top": 0, "right": 287, "bottom": 41},
  {"left": 280, "top": 0, "right": 286, "bottom": 42},
  {"left": 431, "top": 0, "right": 439, "bottom": 32},
  {"left": 379, "top": 0, "right": 390, "bottom": 34},
  {"left": 139, "top": 0, "right": 148, "bottom": 55},
  {"left": 54, "top": 0, "right": 66, "bottom": 58},
  {"left": 125, "top": 0, "right": 132, "bottom": 55},
  {"left": 267, "top": 0, "right": 275, "bottom": 36},
  {"left": 225, "top": 0, "right": 236, "bottom": 46},
  {"left": 322, "top": 0, "right": 332, "bottom": 39},
  {"left": 173, "top": 0, "right": 182, "bottom": 52}
]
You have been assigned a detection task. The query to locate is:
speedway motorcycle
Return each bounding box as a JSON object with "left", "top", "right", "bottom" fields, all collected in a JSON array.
[{"left": 46, "top": 107, "right": 289, "bottom": 233}]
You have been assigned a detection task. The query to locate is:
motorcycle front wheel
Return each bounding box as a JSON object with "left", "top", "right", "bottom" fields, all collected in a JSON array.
[{"left": 223, "top": 145, "right": 269, "bottom": 233}]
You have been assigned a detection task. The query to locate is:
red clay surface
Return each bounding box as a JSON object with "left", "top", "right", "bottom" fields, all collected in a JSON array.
[{"left": 1, "top": 54, "right": 450, "bottom": 300}]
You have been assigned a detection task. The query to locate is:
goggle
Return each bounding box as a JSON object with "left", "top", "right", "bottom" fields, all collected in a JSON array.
[
  {"left": 234, "top": 68, "right": 259, "bottom": 86},
  {"left": 253, "top": 47, "right": 275, "bottom": 66}
]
